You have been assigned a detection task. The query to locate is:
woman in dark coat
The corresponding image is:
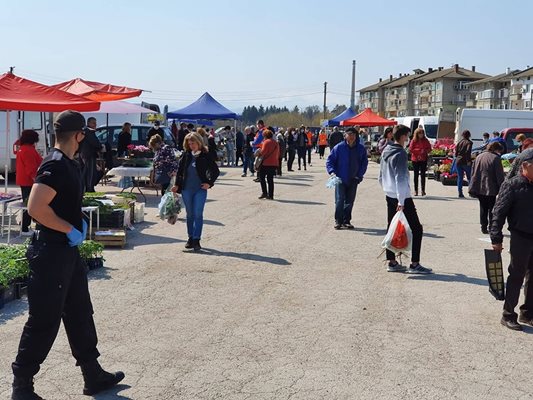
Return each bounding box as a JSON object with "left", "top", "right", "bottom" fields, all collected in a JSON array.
[
  {"left": 173, "top": 132, "right": 220, "bottom": 251},
  {"left": 117, "top": 122, "right": 132, "bottom": 157},
  {"left": 468, "top": 142, "right": 505, "bottom": 234},
  {"left": 454, "top": 130, "right": 473, "bottom": 198}
]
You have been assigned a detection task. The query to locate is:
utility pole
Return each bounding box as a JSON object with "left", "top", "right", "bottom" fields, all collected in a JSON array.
[
  {"left": 323, "top": 81, "right": 328, "bottom": 119},
  {"left": 350, "top": 60, "right": 356, "bottom": 109}
]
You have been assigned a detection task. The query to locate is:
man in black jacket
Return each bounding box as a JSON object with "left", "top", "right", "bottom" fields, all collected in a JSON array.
[
  {"left": 490, "top": 151, "right": 533, "bottom": 331},
  {"left": 79, "top": 117, "right": 102, "bottom": 192},
  {"left": 328, "top": 126, "right": 344, "bottom": 150}
]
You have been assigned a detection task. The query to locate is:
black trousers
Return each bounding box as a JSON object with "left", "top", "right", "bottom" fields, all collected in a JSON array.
[
  {"left": 477, "top": 195, "right": 496, "bottom": 230},
  {"left": 236, "top": 146, "right": 244, "bottom": 165},
  {"left": 386, "top": 197, "right": 423, "bottom": 263},
  {"left": 259, "top": 166, "right": 276, "bottom": 198},
  {"left": 319, "top": 145, "right": 326, "bottom": 158},
  {"left": 297, "top": 147, "right": 307, "bottom": 169},
  {"left": 503, "top": 231, "right": 533, "bottom": 320},
  {"left": 82, "top": 157, "right": 97, "bottom": 192},
  {"left": 12, "top": 239, "right": 100, "bottom": 379},
  {"left": 20, "top": 186, "right": 32, "bottom": 232},
  {"left": 287, "top": 149, "right": 296, "bottom": 170},
  {"left": 412, "top": 161, "right": 427, "bottom": 193},
  {"left": 277, "top": 157, "right": 283, "bottom": 176},
  {"left": 307, "top": 147, "right": 312, "bottom": 164}
]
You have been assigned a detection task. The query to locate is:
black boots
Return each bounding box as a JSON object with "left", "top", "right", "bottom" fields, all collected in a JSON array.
[
  {"left": 193, "top": 239, "right": 201, "bottom": 252},
  {"left": 11, "top": 377, "right": 44, "bottom": 400},
  {"left": 80, "top": 360, "right": 125, "bottom": 395},
  {"left": 185, "top": 238, "right": 193, "bottom": 249}
]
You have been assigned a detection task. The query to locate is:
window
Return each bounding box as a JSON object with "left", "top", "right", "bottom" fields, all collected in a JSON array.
[{"left": 23, "top": 112, "right": 42, "bottom": 130}]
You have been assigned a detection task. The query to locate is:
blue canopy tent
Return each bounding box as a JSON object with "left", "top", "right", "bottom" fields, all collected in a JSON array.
[
  {"left": 167, "top": 92, "right": 239, "bottom": 120},
  {"left": 321, "top": 107, "right": 356, "bottom": 127}
]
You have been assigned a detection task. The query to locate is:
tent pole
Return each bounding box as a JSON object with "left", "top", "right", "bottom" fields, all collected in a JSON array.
[{"left": 5, "top": 110, "right": 10, "bottom": 193}]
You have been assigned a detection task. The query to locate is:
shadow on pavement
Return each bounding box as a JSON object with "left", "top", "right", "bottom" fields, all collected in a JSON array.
[
  {"left": 203, "top": 219, "right": 225, "bottom": 227},
  {"left": 126, "top": 232, "right": 185, "bottom": 248},
  {"left": 93, "top": 384, "right": 132, "bottom": 399},
  {"left": 0, "top": 298, "right": 27, "bottom": 325},
  {"left": 354, "top": 227, "right": 387, "bottom": 236},
  {"left": 274, "top": 199, "right": 325, "bottom": 206},
  {"left": 407, "top": 273, "right": 487, "bottom": 286},
  {"left": 215, "top": 182, "right": 243, "bottom": 187},
  {"left": 197, "top": 248, "right": 291, "bottom": 266},
  {"left": 414, "top": 196, "right": 453, "bottom": 202},
  {"left": 275, "top": 182, "right": 311, "bottom": 187},
  {"left": 88, "top": 266, "right": 118, "bottom": 281}
]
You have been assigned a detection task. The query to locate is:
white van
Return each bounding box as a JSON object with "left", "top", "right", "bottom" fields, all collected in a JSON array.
[
  {"left": 455, "top": 108, "right": 533, "bottom": 144},
  {"left": 0, "top": 111, "right": 50, "bottom": 173},
  {"left": 399, "top": 116, "right": 439, "bottom": 144}
]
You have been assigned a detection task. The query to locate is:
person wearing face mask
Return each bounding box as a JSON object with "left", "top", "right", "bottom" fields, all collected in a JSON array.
[
  {"left": 173, "top": 132, "right": 220, "bottom": 251},
  {"left": 11, "top": 111, "right": 125, "bottom": 400},
  {"left": 408, "top": 127, "right": 432, "bottom": 196},
  {"left": 468, "top": 142, "right": 505, "bottom": 234},
  {"left": 146, "top": 120, "right": 162, "bottom": 144}
]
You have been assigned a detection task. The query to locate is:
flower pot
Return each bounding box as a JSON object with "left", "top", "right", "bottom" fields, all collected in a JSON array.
[
  {"left": 86, "top": 257, "right": 104, "bottom": 270},
  {"left": 96, "top": 210, "right": 125, "bottom": 228}
]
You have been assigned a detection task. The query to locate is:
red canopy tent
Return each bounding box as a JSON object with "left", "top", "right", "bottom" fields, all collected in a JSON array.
[
  {"left": 51, "top": 78, "right": 143, "bottom": 102},
  {"left": 0, "top": 72, "right": 100, "bottom": 191},
  {"left": 0, "top": 73, "right": 101, "bottom": 112},
  {"left": 340, "top": 108, "right": 397, "bottom": 127}
]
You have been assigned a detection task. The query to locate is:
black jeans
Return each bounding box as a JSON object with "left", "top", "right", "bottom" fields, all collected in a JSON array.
[
  {"left": 477, "top": 195, "right": 496, "bottom": 230},
  {"left": 307, "top": 147, "right": 312, "bottom": 164},
  {"left": 12, "top": 240, "right": 100, "bottom": 378},
  {"left": 503, "top": 231, "right": 533, "bottom": 320},
  {"left": 386, "top": 197, "right": 423, "bottom": 263},
  {"left": 319, "top": 145, "right": 326, "bottom": 158},
  {"left": 259, "top": 166, "right": 276, "bottom": 198},
  {"left": 20, "top": 186, "right": 32, "bottom": 232},
  {"left": 236, "top": 146, "right": 244, "bottom": 165},
  {"left": 287, "top": 149, "right": 296, "bottom": 170},
  {"left": 277, "top": 158, "right": 283, "bottom": 176},
  {"left": 412, "top": 161, "right": 427, "bottom": 193},
  {"left": 82, "top": 157, "right": 97, "bottom": 192},
  {"left": 297, "top": 147, "right": 307, "bottom": 169}
]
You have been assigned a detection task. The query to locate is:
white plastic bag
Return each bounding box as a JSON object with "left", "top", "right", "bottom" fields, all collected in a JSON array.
[
  {"left": 158, "top": 192, "right": 181, "bottom": 224},
  {"left": 381, "top": 210, "right": 412, "bottom": 254},
  {"left": 326, "top": 175, "right": 342, "bottom": 189}
]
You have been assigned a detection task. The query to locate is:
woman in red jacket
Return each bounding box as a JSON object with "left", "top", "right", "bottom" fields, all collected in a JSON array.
[
  {"left": 15, "top": 130, "right": 43, "bottom": 235},
  {"left": 409, "top": 127, "right": 432, "bottom": 196},
  {"left": 257, "top": 130, "right": 280, "bottom": 200}
]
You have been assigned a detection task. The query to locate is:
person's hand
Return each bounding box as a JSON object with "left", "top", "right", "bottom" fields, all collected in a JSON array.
[
  {"left": 396, "top": 205, "right": 404, "bottom": 212},
  {"left": 492, "top": 243, "right": 503, "bottom": 253},
  {"left": 201, "top": 183, "right": 210, "bottom": 190},
  {"left": 330, "top": 172, "right": 336, "bottom": 177},
  {"left": 171, "top": 185, "right": 179, "bottom": 193},
  {"left": 66, "top": 226, "right": 84, "bottom": 247}
]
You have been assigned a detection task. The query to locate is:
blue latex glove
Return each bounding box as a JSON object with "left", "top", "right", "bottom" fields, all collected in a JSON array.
[{"left": 66, "top": 225, "right": 84, "bottom": 247}]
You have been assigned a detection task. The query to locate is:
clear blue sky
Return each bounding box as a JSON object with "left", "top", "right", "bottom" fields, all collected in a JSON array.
[{"left": 1, "top": 0, "right": 530, "bottom": 112}]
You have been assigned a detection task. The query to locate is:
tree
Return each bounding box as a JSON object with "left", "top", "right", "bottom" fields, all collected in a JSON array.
[{"left": 330, "top": 104, "right": 347, "bottom": 116}]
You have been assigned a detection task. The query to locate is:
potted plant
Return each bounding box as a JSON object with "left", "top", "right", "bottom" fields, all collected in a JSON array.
[
  {"left": 0, "top": 244, "right": 30, "bottom": 308},
  {"left": 79, "top": 240, "right": 105, "bottom": 270}
]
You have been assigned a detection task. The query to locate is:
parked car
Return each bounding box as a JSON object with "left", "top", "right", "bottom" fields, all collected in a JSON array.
[
  {"left": 501, "top": 127, "right": 533, "bottom": 152},
  {"left": 95, "top": 124, "right": 176, "bottom": 153}
]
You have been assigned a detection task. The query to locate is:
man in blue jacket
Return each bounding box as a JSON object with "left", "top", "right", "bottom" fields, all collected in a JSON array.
[{"left": 326, "top": 127, "right": 368, "bottom": 229}]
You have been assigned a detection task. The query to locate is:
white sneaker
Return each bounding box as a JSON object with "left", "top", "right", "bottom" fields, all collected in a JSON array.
[{"left": 407, "top": 264, "right": 433, "bottom": 274}]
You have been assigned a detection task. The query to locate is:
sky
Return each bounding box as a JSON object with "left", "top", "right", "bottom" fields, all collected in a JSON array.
[{"left": 1, "top": 0, "right": 531, "bottom": 113}]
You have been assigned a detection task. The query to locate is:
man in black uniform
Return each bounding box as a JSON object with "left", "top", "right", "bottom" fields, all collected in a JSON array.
[
  {"left": 146, "top": 120, "right": 163, "bottom": 144},
  {"left": 491, "top": 151, "right": 533, "bottom": 331},
  {"left": 11, "top": 111, "right": 124, "bottom": 400},
  {"left": 79, "top": 116, "right": 102, "bottom": 192}
]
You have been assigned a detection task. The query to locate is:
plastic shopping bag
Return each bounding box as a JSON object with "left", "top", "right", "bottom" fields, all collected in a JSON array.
[
  {"left": 326, "top": 175, "right": 342, "bottom": 189},
  {"left": 158, "top": 192, "right": 181, "bottom": 225},
  {"left": 381, "top": 210, "right": 412, "bottom": 254}
]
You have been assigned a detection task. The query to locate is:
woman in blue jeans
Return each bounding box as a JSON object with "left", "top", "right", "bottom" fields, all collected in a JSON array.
[{"left": 173, "top": 132, "right": 220, "bottom": 251}]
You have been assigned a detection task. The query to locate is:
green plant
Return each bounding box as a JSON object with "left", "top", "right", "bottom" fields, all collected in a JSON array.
[
  {"left": 116, "top": 193, "right": 137, "bottom": 201},
  {"left": 0, "top": 245, "right": 29, "bottom": 288},
  {"left": 83, "top": 192, "right": 107, "bottom": 199},
  {"left": 79, "top": 240, "right": 104, "bottom": 260},
  {"left": 502, "top": 159, "right": 512, "bottom": 169}
]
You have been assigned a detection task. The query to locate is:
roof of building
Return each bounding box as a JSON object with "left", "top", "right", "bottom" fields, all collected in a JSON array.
[
  {"left": 468, "top": 70, "right": 521, "bottom": 85},
  {"left": 514, "top": 67, "right": 533, "bottom": 79},
  {"left": 413, "top": 65, "right": 489, "bottom": 82},
  {"left": 383, "top": 70, "right": 431, "bottom": 88},
  {"left": 358, "top": 78, "right": 397, "bottom": 92}
]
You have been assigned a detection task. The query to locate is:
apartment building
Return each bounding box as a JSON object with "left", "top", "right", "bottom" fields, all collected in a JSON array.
[
  {"left": 466, "top": 69, "right": 520, "bottom": 110},
  {"left": 358, "top": 75, "right": 398, "bottom": 116},
  {"left": 382, "top": 69, "right": 428, "bottom": 118},
  {"left": 512, "top": 67, "right": 533, "bottom": 110}
]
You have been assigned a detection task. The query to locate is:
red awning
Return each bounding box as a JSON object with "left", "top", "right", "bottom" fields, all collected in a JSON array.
[
  {"left": 0, "top": 73, "right": 100, "bottom": 112},
  {"left": 51, "top": 78, "right": 143, "bottom": 101},
  {"left": 340, "top": 108, "right": 398, "bottom": 127}
]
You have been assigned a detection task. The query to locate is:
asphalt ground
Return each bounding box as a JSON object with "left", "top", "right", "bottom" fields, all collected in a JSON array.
[{"left": 1, "top": 154, "right": 532, "bottom": 399}]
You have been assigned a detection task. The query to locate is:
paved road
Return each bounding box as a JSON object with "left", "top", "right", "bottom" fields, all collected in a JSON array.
[{"left": 1, "top": 156, "right": 532, "bottom": 400}]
